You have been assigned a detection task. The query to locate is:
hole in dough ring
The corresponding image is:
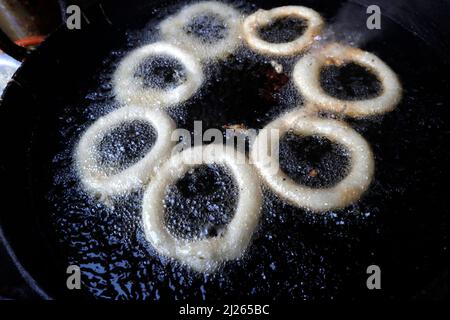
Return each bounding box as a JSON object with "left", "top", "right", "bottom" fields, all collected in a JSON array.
[
  {"left": 293, "top": 43, "right": 402, "bottom": 118},
  {"left": 159, "top": 1, "right": 243, "bottom": 61},
  {"left": 142, "top": 144, "right": 262, "bottom": 273},
  {"left": 75, "top": 106, "right": 176, "bottom": 200},
  {"left": 242, "top": 5, "right": 324, "bottom": 56},
  {"left": 113, "top": 42, "right": 203, "bottom": 108},
  {"left": 250, "top": 107, "right": 374, "bottom": 212}
]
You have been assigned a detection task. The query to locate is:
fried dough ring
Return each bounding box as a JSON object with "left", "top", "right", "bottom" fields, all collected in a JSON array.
[
  {"left": 159, "top": 1, "right": 243, "bottom": 61},
  {"left": 113, "top": 42, "right": 203, "bottom": 108},
  {"left": 75, "top": 106, "right": 176, "bottom": 201},
  {"left": 250, "top": 107, "right": 374, "bottom": 212},
  {"left": 142, "top": 144, "right": 262, "bottom": 272},
  {"left": 293, "top": 43, "right": 402, "bottom": 118},
  {"left": 242, "top": 6, "right": 324, "bottom": 56}
]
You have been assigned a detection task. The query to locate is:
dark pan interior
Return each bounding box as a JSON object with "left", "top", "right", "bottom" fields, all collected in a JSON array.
[{"left": 0, "top": 0, "right": 449, "bottom": 300}]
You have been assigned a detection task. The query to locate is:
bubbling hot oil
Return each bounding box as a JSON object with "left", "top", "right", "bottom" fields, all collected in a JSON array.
[
  {"left": 98, "top": 120, "right": 157, "bottom": 175},
  {"left": 278, "top": 133, "right": 351, "bottom": 189},
  {"left": 164, "top": 164, "right": 237, "bottom": 240},
  {"left": 320, "top": 62, "right": 382, "bottom": 101},
  {"left": 184, "top": 13, "right": 228, "bottom": 43},
  {"left": 134, "top": 55, "right": 188, "bottom": 89},
  {"left": 47, "top": 1, "right": 402, "bottom": 300},
  {"left": 258, "top": 16, "right": 308, "bottom": 44}
]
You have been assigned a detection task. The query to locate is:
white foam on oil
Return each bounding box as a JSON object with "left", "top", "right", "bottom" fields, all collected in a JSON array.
[{"left": 49, "top": 0, "right": 379, "bottom": 300}]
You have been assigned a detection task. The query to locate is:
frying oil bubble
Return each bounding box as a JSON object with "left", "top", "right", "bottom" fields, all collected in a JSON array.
[
  {"left": 97, "top": 120, "right": 157, "bottom": 175},
  {"left": 159, "top": 1, "right": 244, "bottom": 61},
  {"left": 278, "top": 133, "right": 351, "bottom": 189},
  {"left": 258, "top": 16, "right": 308, "bottom": 44},
  {"left": 184, "top": 13, "right": 228, "bottom": 44},
  {"left": 319, "top": 62, "right": 382, "bottom": 101},
  {"left": 164, "top": 164, "right": 237, "bottom": 241},
  {"left": 48, "top": 0, "right": 385, "bottom": 300},
  {"left": 134, "top": 55, "right": 188, "bottom": 90}
]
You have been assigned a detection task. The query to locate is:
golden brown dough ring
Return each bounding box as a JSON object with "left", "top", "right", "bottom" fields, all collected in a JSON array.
[
  {"left": 113, "top": 42, "right": 203, "bottom": 108},
  {"left": 142, "top": 144, "right": 262, "bottom": 272},
  {"left": 242, "top": 6, "right": 324, "bottom": 56},
  {"left": 250, "top": 107, "right": 374, "bottom": 212},
  {"left": 293, "top": 43, "right": 402, "bottom": 118},
  {"left": 75, "top": 106, "right": 176, "bottom": 201},
  {"left": 159, "top": 1, "right": 243, "bottom": 61}
]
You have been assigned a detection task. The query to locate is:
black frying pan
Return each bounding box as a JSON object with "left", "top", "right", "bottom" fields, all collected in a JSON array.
[{"left": 0, "top": 0, "right": 449, "bottom": 300}]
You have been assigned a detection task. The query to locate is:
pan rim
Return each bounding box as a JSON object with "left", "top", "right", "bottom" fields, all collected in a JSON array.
[{"left": 0, "top": 224, "right": 52, "bottom": 300}]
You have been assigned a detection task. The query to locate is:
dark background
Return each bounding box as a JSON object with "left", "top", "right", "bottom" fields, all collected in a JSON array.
[{"left": 1, "top": 0, "right": 450, "bottom": 300}]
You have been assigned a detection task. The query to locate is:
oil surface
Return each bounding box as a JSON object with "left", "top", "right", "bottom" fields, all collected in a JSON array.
[
  {"left": 42, "top": 0, "right": 450, "bottom": 301},
  {"left": 98, "top": 120, "right": 157, "bottom": 174},
  {"left": 258, "top": 17, "right": 308, "bottom": 43},
  {"left": 320, "top": 62, "right": 382, "bottom": 100},
  {"left": 185, "top": 13, "right": 228, "bottom": 43},
  {"left": 164, "top": 164, "right": 237, "bottom": 240},
  {"left": 278, "top": 133, "right": 350, "bottom": 188},
  {"left": 135, "top": 55, "right": 188, "bottom": 89}
]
